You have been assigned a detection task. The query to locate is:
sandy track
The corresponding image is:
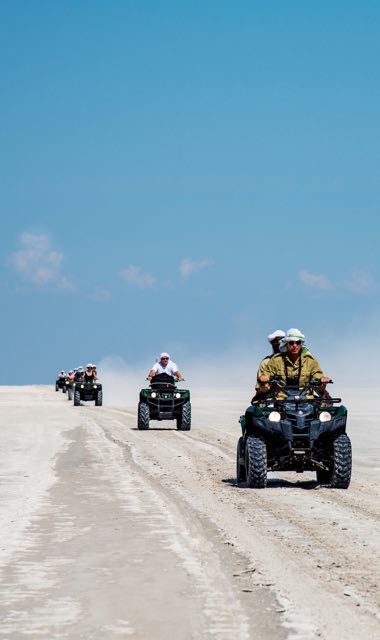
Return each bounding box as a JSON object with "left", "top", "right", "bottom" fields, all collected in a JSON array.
[{"left": 0, "top": 386, "right": 379, "bottom": 639}]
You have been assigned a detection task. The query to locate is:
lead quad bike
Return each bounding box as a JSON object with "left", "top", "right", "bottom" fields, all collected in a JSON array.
[
  {"left": 237, "top": 379, "right": 352, "bottom": 489},
  {"left": 137, "top": 373, "right": 191, "bottom": 430},
  {"left": 55, "top": 377, "right": 67, "bottom": 393},
  {"left": 73, "top": 380, "right": 103, "bottom": 406}
]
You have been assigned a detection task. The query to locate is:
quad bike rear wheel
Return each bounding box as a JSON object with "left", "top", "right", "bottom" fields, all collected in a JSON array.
[
  {"left": 245, "top": 436, "right": 267, "bottom": 488},
  {"left": 236, "top": 436, "right": 246, "bottom": 484},
  {"left": 177, "top": 401, "right": 191, "bottom": 431}
]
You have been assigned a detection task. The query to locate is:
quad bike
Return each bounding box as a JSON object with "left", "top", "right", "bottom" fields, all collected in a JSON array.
[
  {"left": 137, "top": 373, "right": 191, "bottom": 430},
  {"left": 73, "top": 380, "right": 103, "bottom": 406},
  {"left": 55, "top": 377, "right": 67, "bottom": 393},
  {"left": 237, "top": 379, "right": 352, "bottom": 489}
]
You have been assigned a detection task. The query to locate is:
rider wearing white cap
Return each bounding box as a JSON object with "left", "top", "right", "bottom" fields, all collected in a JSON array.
[{"left": 147, "top": 353, "right": 184, "bottom": 381}]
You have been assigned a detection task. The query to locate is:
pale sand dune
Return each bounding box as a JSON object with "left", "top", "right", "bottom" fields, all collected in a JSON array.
[{"left": 0, "top": 385, "right": 379, "bottom": 639}]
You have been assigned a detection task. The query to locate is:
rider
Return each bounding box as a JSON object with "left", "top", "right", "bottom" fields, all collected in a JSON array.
[
  {"left": 58, "top": 370, "right": 66, "bottom": 379},
  {"left": 84, "top": 364, "right": 97, "bottom": 383},
  {"left": 74, "top": 366, "right": 84, "bottom": 382},
  {"left": 147, "top": 352, "right": 184, "bottom": 382},
  {"left": 66, "top": 370, "right": 75, "bottom": 383},
  {"left": 258, "top": 328, "right": 330, "bottom": 399}
]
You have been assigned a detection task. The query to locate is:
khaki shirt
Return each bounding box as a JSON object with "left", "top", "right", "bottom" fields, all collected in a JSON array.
[
  {"left": 261, "top": 352, "right": 325, "bottom": 391},
  {"left": 255, "top": 354, "right": 273, "bottom": 391}
]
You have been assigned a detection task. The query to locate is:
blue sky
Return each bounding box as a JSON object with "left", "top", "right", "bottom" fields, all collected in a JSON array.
[{"left": 1, "top": 1, "right": 379, "bottom": 385}]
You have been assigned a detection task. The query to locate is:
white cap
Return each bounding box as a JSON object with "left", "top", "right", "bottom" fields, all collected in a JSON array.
[
  {"left": 283, "top": 328, "right": 306, "bottom": 343},
  {"left": 86, "top": 363, "right": 93, "bottom": 368},
  {"left": 160, "top": 352, "right": 170, "bottom": 359},
  {"left": 267, "top": 330, "right": 285, "bottom": 344}
]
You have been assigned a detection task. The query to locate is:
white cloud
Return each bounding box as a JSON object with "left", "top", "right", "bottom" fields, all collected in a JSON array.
[
  {"left": 341, "top": 269, "right": 376, "bottom": 294},
  {"left": 92, "top": 287, "right": 112, "bottom": 302},
  {"left": 180, "top": 258, "right": 213, "bottom": 278},
  {"left": 298, "top": 270, "right": 333, "bottom": 291},
  {"left": 9, "top": 232, "right": 75, "bottom": 291},
  {"left": 119, "top": 265, "right": 156, "bottom": 288}
]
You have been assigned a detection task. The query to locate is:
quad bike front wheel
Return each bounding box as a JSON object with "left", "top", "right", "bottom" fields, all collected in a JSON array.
[
  {"left": 74, "top": 389, "right": 81, "bottom": 406},
  {"left": 137, "top": 402, "right": 150, "bottom": 430},
  {"left": 330, "top": 433, "right": 352, "bottom": 488},
  {"left": 245, "top": 436, "right": 267, "bottom": 488},
  {"left": 95, "top": 390, "right": 103, "bottom": 406},
  {"left": 177, "top": 401, "right": 191, "bottom": 431}
]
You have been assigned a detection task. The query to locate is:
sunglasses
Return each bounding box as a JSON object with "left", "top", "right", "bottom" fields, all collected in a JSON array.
[
  {"left": 288, "top": 340, "right": 302, "bottom": 345},
  {"left": 161, "top": 357, "right": 169, "bottom": 360}
]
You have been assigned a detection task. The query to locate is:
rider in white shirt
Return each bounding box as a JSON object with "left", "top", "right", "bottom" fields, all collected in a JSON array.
[{"left": 147, "top": 352, "right": 184, "bottom": 381}]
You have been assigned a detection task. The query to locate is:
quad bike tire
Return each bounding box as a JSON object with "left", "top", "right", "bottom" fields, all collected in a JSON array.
[
  {"left": 74, "top": 389, "right": 81, "bottom": 406},
  {"left": 330, "top": 433, "right": 352, "bottom": 489},
  {"left": 95, "top": 390, "right": 103, "bottom": 406},
  {"left": 177, "top": 401, "right": 191, "bottom": 431},
  {"left": 245, "top": 436, "right": 267, "bottom": 488},
  {"left": 68, "top": 387, "right": 73, "bottom": 401},
  {"left": 62, "top": 385, "right": 66, "bottom": 394},
  {"left": 236, "top": 436, "right": 246, "bottom": 484},
  {"left": 55, "top": 383, "right": 59, "bottom": 392},
  {"left": 137, "top": 402, "right": 150, "bottom": 430}
]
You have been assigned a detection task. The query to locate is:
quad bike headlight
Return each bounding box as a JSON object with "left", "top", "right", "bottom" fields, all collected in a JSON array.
[
  {"left": 175, "top": 392, "right": 181, "bottom": 398},
  {"left": 93, "top": 385, "right": 97, "bottom": 389},
  {"left": 151, "top": 392, "right": 157, "bottom": 398},
  {"left": 319, "top": 411, "right": 332, "bottom": 422},
  {"left": 268, "top": 411, "right": 281, "bottom": 422},
  {"left": 80, "top": 384, "right": 84, "bottom": 389}
]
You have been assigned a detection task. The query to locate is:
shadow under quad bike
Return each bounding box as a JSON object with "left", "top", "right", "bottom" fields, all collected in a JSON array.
[
  {"left": 237, "top": 379, "right": 352, "bottom": 489},
  {"left": 73, "top": 380, "right": 103, "bottom": 406},
  {"left": 55, "top": 378, "right": 67, "bottom": 393},
  {"left": 137, "top": 373, "right": 191, "bottom": 430}
]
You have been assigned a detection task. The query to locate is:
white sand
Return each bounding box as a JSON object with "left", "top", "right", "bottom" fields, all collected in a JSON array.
[{"left": 0, "top": 385, "right": 378, "bottom": 639}]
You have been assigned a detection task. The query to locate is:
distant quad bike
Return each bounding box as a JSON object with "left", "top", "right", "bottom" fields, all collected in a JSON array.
[
  {"left": 55, "top": 378, "right": 67, "bottom": 393},
  {"left": 73, "top": 380, "right": 103, "bottom": 407},
  {"left": 237, "top": 379, "right": 352, "bottom": 489},
  {"left": 137, "top": 373, "right": 191, "bottom": 430}
]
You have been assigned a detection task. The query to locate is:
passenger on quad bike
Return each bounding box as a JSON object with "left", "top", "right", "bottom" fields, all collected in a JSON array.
[
  {"left": 259, "top": 328, "right": 330, "bottom": 400},
  {"left": 147, "top": 352, "right": 184, "bottom": 382},
  {"left": 251, "top": 329, "right": 285, "bottom": 403}
]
